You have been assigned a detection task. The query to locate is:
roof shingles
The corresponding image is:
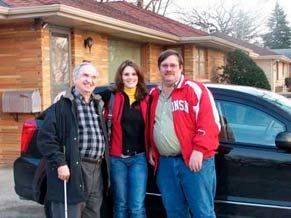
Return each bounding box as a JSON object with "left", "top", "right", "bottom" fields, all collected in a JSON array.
[
  {"left": 2, "top": 0, "right": 207, "bottom": 37},
  {"left": 105, "top": 1, "right": 207, "bottom": 37},
  {"left": 211, "top": 32, "right": 280, "bottom": 56}
]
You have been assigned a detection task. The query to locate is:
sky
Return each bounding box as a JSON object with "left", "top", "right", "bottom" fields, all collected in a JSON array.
[{"left": 166, "top": 0, "right": 291, "bottom": 26}]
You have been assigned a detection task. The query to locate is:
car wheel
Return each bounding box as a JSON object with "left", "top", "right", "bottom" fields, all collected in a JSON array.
[{"left": 44, "top": 199, "right": 52, "bottom": 218}]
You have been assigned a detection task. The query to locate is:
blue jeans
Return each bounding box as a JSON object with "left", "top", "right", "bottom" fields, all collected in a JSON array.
[
  {"left": 157, "top": 156, "right": 216, "bottom": 218},
  {"left": 110, "top": 152, "right": 148, "bottom": 218}
]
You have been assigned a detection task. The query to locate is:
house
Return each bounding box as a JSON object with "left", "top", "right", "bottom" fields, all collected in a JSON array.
[
  {"left": 211, "top": 32, "right": 291, "bottom": 92},
  {"left": 0, "top": 0, "right": 254, "bottom": 164},
  {"left": 273, "top": 49, "right": 291, "bottom": 90},
  {"left": 273, "top": 49, "right": 291, "bottom": 59}
]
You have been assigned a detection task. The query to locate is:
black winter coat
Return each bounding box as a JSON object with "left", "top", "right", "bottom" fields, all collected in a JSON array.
[{"left": 37, "top": 89, "right": 110, "bottom": 204}]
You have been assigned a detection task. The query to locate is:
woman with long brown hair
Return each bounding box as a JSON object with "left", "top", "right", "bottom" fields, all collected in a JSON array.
[{"left": 100, "top": 60, "right": 148, "bottom": 218}]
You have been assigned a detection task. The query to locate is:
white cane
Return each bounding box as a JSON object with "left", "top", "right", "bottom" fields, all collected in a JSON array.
[
  {"left": 64, "top": 180, "right": 68, "bottom": 218},
  {"left": 63, "top": 145, "right": 68, "bottom": 218}
]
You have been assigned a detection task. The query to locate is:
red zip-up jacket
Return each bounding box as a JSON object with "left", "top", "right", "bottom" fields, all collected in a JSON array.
[
  {"left": 149, "top": 75, "right": 220, "bottom": 169},
  {"left": 105, "top": 92, "right": 149, "bottom": 157}
]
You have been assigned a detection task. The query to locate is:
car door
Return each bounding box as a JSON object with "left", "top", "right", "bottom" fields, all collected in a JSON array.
[{"left": 214, "top": 94, "right": 291, "bottom": 218}]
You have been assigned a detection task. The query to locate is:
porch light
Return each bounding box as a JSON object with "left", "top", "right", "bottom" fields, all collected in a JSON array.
[
  {"left": 32, "top": 18, "right": 48, "bottom": 30},
  {"left": 84, "top": 37, "right": 93, "bottom": 53}
]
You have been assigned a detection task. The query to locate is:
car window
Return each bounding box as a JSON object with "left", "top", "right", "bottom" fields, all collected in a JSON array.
[
  {"left": 258, "top": 91, "right": 291, "bottom": 116},
  {"left": 216, "top": 100, "right": 286, "bottom": 146}
]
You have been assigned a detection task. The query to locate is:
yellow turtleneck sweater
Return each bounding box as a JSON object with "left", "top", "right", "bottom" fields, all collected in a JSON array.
[{"left": 124, "top": 86, "right": 136, "bottom": 105}]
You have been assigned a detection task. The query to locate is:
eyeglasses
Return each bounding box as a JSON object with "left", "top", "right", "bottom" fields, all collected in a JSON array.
[{"left": 160, "top": 63, "right": 179, "bottom": 69}]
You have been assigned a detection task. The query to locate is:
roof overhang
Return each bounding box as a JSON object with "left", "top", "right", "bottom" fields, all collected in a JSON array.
[
  {"left": 0, "top": 4, "right": 265, "bottom": 56},
  {"left": 180, "top": 36, "right": 259, "bottom": 57},
  {"left": 254, "top": 55, "right": 291, "bottom": 63},
  {"left": 0, "top": 5, "right": 8, "bottom": 18},
  {"left": 0, "top": 4, "right": 179, "bottom": 44}
]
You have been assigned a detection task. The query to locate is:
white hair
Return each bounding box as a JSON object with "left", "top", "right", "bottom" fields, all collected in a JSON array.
[{"left": 73, "top": 62, "right": 98, "bottom": 79}]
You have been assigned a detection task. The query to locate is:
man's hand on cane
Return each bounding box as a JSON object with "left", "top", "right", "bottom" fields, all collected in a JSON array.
[
  {"left": 58, "top": 164, "right": 69, "bottom": 218},
  {"left": 57, "top": 165, "right": 70, "bottom": 181}
]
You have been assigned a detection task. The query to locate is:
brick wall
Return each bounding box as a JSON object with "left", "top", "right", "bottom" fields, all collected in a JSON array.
[
  {"left": 183, "top": 45, "right": 195, "bottom": 79},
  {"left": 184, "top": 45, "right": 226, "bottom": 82},
  {"left": 71, "top": 30, "right": 109, "bottom": 86},
  {"left": 141, "top": 44, "right": 226, "bottom": 83},
  {"left": 0, "top": 21, "right": 43, "bottom": 164},
  {"left": 0, "top": 21, "right": 226, "bottom": 164},
  {"left": 40, "top": 27, "right": 51, "bottom": 109},
  {"left": 0, "top": 23, "right": 112, "bottom": 164},
  {"left": 207, "top": 49, "right": 226, "bottom": 82},
  {"left": 144, "top": 43, "right": 163, "bottom": 83}
]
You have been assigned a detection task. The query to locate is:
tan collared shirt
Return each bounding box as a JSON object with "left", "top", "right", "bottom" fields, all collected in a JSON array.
[{"left": 153, "top": 90, "right": 181, "bottom": 156}]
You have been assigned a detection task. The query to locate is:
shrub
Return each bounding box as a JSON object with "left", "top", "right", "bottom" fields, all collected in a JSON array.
[{"left": 218, "top": 49, "right": 271, "bottom": 90}]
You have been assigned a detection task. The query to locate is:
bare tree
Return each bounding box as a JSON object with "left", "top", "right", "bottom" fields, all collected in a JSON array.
[
  {"left": 231, "top": 10, "right": 261, "bottom": 41},
  {"left": 143, "top": 0, "right": 173, "bottom": 16},
  {"left": 177, "top": 2, "right": 235, "bottom": 33},
  {"left": 178, "top": 1, "right": 263, "bottom": 42}
]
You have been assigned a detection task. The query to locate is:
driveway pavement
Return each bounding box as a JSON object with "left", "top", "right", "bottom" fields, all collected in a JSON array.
[{"left": 0, "top": 165, "right": 45, "bottom": 218}]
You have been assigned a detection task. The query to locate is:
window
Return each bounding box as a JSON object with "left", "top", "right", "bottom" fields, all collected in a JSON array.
[
  {"left": 194, "top": 48, "right": 206, "bottom": 77},
  {"left": 216, "top": 100, "right": 285, "bottom": 146},
  {"left": 167, "top": 47, "right": 182, "bottom": 55},
  {"left": 282, "top": 63, "right": 285, "bottom": 77},
  {"left": 108, "top": 39, "right": 141, "bottom": 82},
  {"left": 50, "top": 30, "right": 70, "bottom": 102},
  {"left": 276, "top": 62, "right": 279, "bottom": 80}
]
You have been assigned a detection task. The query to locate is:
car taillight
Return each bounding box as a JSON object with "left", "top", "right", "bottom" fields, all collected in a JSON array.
[{"left": 21, "top": 119, "right": 37, "bottom": 153}]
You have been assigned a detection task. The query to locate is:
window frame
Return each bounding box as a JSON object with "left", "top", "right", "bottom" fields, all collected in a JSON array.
[
  {"left": 107, "top": 38, "right": 142, "bottom": 83},
  {"left": 49, "top": 27, "right": 71, "bottom": 102},
  {"left": 194, "top": 47, "right": 206, "bottom": 77},
  {"left": 215, "top": 98, "right": 287, "bottom": 147}
]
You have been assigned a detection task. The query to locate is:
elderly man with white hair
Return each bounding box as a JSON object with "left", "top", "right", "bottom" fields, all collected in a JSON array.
[{"left": 38, "top": 62, "right": 110, "bottom": 218}]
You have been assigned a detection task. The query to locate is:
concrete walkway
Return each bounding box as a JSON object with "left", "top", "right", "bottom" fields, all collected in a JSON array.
[{"left": 0, "top": 165, "right": 45, "bottom": 218}]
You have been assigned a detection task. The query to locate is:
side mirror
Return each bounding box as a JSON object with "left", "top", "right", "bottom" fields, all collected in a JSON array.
[{"left": 275, "top": 132, "right": 291, "bottom": 151}]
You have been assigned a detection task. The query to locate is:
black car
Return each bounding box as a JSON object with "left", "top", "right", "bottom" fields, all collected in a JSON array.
[{"left": 13, "top": 84, "right": 291, "bottom": 218}]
